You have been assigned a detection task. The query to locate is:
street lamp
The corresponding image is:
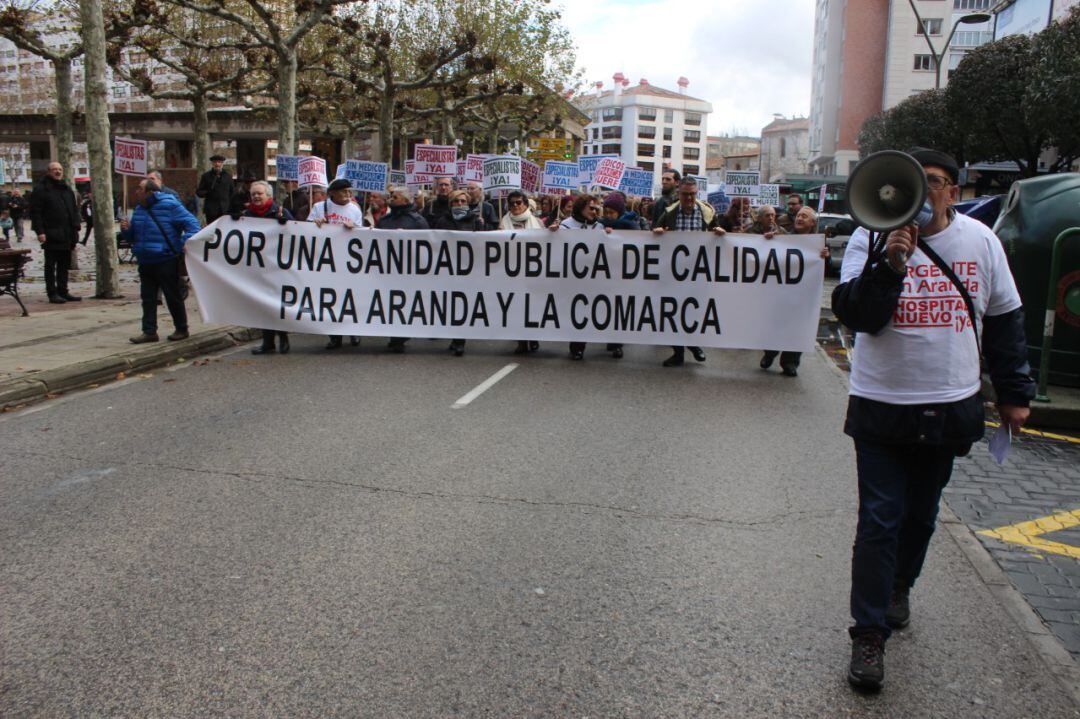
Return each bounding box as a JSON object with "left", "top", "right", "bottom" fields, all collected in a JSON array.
[{"left": 907, "top": 1, "right": 993, "bottom": 88}]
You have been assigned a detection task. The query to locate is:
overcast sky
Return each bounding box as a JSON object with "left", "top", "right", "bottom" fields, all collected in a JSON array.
[{"left": 558, "top": 0, "right": 815, "bottom": 137}]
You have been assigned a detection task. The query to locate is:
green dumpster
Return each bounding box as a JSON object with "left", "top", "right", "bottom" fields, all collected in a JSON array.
[{"left": 994, "top": 174, "right": 1080, "bottom": 387}]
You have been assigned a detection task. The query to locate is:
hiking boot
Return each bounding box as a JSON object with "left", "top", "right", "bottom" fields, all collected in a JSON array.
[
  {"left": 885, "top": 586, "right": 911, "bottom": 629},
  {"left": 167, "top": 330, "right": 190, "bottom": 341},
  {"left": 848, "top": 633, "right": 885, "bottom": 691},
  {"left": 129, "top": 333, "right": 159, "bottom": 344}
]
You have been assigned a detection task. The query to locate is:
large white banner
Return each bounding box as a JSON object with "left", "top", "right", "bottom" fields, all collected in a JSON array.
[{"left": 186, "top": 219, "right": 825, "bottom": 351}]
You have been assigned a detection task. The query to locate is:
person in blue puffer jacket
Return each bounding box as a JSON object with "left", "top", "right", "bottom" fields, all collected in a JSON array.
[{"left": 119, "top": 178, "right": 201, "bottom": 344}]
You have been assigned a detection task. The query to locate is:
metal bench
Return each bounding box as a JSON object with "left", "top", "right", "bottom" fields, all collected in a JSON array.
[{"left": 0, "top": 248, "right": 31, "bottom": 316}]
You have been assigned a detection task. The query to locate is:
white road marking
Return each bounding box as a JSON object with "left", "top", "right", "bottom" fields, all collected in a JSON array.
[{"left": 452, "top": 363, "right": 519, "bottom": 409}]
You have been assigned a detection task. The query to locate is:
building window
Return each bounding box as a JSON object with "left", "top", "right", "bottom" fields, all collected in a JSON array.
[
  {"left": 663, "top": 127, "right": 672, "bottom": 141},
  {"left": 637, "top": 143, "right": 655, "bottom": 157},
  {"left": 780, "top": 138, "right": 787, "bottom": 158},
  {"left": 112, "top": 85, "right": 126, "bottom": 97},
  {"left": 601, "top": 125, "right": 622, "bottom": 139},
  {"left": 638, "top": 107, "right": 657, "bottom": 121},
  {"left": 602, "top": 107, "right": 623, "bottom": 121},
  {"left": 662, "top": 145, "right": 672, "bottom": 158},
  {"left": 601, "top": 143, "right": 621, "bottom": 154},
  {"left": 591, "top": 127, "right": 599, "bottom": 140},
  {"left": 913, "top": 54, "right": 935, "bottom": 71},
  {"left": 683, "top": 147, "right": 700, "bottom": 160},
  {"left": 638, "top": 125, "right": 656, "bottom": 139},
  {"left": 954, "top": 0, "right": 989, "bottom": 10},
  {"left": 664, "top": 109, "right": 674, "bottom": 123},
  {"left": 950, "top": 30, "right": 992, "bottom": 47},
  {"left": 685, "top": 111, "right": 702, "bottom": 126},
  {"left": 684, "top": 130, "right": 701, "bottom": 143},
  {"left": 917, "top": 18, "right": 943, "bottom": 36},
  {"left": 683, "top": 164, "right": 699, "bottom": 176},
  {"left": 639, "top": 162, "right": 654, "bottom": 172}
]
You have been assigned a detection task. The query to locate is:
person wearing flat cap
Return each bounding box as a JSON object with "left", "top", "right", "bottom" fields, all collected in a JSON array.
[
  {"left": 308, "top": 178, "right": 367, "bottom": 350},
  {"left": 195, "top": 154, "right": 234, "bottom": 223},
  {"left": 832, "top": 147, "right": 1035, "bottom": 691}
]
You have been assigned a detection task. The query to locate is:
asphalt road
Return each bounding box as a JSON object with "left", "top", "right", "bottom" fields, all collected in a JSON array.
[{"left": 2, "top": 338, "right": 1076, "bottom": 717}]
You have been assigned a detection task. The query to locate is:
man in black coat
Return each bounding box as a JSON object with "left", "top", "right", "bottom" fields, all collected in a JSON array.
[
  {"left": 195, "top": 154, "right": 234, "bottom": 224},
  {"left": 377, "top": 185, "right": 429, "bottom": 352},
  {"left": 7, "top": 188, "right": 29, "bottom": 242},
  {"left": 31, "top": 162, "right": 81, "bottom": 303}
]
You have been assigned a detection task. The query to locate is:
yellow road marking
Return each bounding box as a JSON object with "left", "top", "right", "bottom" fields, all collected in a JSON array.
[
  {"left": 978, "top": 508, "right": 1080, "bottom": 560},
  {"left": 984, "top": 420, "right": 1080, "bottom": 445}
]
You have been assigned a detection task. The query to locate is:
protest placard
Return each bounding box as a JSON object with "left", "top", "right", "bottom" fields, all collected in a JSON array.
[
  {"left": 521, "top": 160, "right": 541, "bottom": 194},
  {"left": 187, "top": 219, "right": 825, "bottom": 353},
  {"left": 0, "top": 158, "right": 6, "bottom": 185},
  {"left": 592, "top": 157, "right": 626, "bottom": 190},
  {"left": 275, "top": 155, "right": 299, "bottom": 181},
  {"left": 541, "top": 161, "right": 578, "bottom": 193},
  {"left": 456, "top": 161, "right": 466, "bottom": 186},
  {"left": 577, "top": 154, "right": 618, "bottom": 188},
  {"left": 114, "top": 137, "right": 148, "bottom": 177},
  {"left": 482, "top": 156, "right": 521, "bottom": 192},
  {"left": 413, "top": 144, "right": 457, "bottom": 177},
  {"left": 618, "top": 167, "right": 655, "bottom": 197},
  {"left": 690, "top": 175, "right": 708, "bottom": 196},
  {"left": 389, "top": 170, "right": 407, "bottom": 186},
  {"left": 464, "top": 154, "right": 486, "bottom": 184},
  {"left": 344, "top": 160, "right": 389, "bottom": 193},
  {"left": 725, "top": 171, "right": 760, "bottom": 197},
  {"left": 757, "top": 183, "right": 780, "bottom": 207},
  {"left": 298, "top": 156, "right": 328, "bottom": 188},
  {"left": 334, "top": 163, "right": 346, "bottom": 180}
]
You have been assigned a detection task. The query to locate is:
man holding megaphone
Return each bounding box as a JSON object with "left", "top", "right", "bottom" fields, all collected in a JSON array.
[{"left": 831, "top": 148, "right": 1035, "bottom": 692}]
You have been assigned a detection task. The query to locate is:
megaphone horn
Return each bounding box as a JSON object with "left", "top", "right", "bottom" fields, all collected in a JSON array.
[{"left": 846, "top": 150, "right": 933, "bottom": 233}]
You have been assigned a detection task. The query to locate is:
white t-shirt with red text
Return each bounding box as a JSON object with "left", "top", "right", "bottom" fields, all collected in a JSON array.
[
  {"left": 307, "top": 198, "right": 365, "bottom": 227},
  {"left": 841, "top": 212, "right": 1022, "bottom": 405}
]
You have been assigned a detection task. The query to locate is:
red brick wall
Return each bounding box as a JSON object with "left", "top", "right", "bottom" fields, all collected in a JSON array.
[{"left": 838, "top": 1, "right": 889, "bottom": 155}]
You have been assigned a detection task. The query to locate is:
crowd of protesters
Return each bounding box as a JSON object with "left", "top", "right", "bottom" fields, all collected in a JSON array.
[{"left": 5, "top": 162, "right": 826, "bottom": 376}]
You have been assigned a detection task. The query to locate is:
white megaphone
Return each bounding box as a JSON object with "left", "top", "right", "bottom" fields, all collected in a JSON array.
[{"left": 847, "top": 150, "right": 934, "bottom": 263}]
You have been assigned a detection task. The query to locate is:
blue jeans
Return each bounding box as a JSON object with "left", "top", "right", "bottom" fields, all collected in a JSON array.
[{"left": 849, "top": 439, "right": 956, "bottom": 638}]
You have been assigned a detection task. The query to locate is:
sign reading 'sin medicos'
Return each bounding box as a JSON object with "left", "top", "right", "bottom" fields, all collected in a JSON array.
[
  {"left": 186, "top": 218, "right": 826, "bottom": 353},
  {"left": 725, "top": 171, "right": 760, "bottom": 198}
]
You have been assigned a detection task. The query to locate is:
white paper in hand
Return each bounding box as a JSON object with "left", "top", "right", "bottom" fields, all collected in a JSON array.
[{"left": 988, "top": 423, "right": 1012, "bottom": 465}]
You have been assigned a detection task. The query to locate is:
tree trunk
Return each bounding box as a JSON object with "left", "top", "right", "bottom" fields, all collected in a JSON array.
[
  {"left": 79, "top": 0, "right": 120, "bottom": 298},
  {"left": 341, "top": 127, "right": 354, "bottom": 161},
  {"left": 192, "top": 91, "right": 211, "bottom": 171},
  {"left": 488, "top": 124, "right": 499, "bottom": 154},
  {"left": 276, "top": 51, "right": 298, "bottom": 201},
  {"left": 378, "top": 93, "right": 394, "bottom": 165},
  {"left": 53, "top": 58, "right": 74, "bottom": 184}
]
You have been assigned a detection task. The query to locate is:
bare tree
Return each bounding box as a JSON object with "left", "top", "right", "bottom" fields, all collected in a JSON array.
[
  {"left": 160, "top": 0, "right": 357, "bottom": 164},
  {"left": 0, "top": 1, "right": 86, "bottom": 185},
  {"left": 78, "top": 0, "right": 120, "bottom": 297}
]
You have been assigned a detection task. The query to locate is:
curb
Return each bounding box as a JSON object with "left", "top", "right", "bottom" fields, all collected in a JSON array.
[
  {"left": 939, "top": 504, "right": 1080, "bottom": 706},
  {"left": 0, "top": 326, "right": 259, "bottom": 409}
]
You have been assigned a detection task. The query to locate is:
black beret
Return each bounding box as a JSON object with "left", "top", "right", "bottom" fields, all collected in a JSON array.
[
  {"left": 209, "top": 154, "right": 226, "bottom": 162},
  {"left": 907, "top": 147, "right": 960, "bottom": 185},
  {"left": 327, "top": 178, "right": 352, "bottom": 192}
]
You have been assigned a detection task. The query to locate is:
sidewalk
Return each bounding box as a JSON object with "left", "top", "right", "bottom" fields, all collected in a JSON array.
[{"left": 0, "top": 237, "right": 256, "bottom": 409}]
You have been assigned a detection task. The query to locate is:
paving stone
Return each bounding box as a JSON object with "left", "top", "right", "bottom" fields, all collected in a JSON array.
[
  {"left": 1027, "top": 594, "right": 1080, "bottom": 612},
  {"left": 1005, "top": 572, "right": 1051, "bottom": 596},
  {"left": 1044, "top": 622, "right": 1080, "bottom": 656}
]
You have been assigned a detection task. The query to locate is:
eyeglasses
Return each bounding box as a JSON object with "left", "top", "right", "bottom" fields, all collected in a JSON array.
[
  {"left": 508, "top": 200, "right": 524, "bottom": 206},
  {"left": 678, "top": 192, "right": 696, "bottom": 197},
  {"left": 926, "top": 174, "right": 952, "bottom": 190},
  {"left": 450, "top": 199, "right": 469, "bottom": 205}
]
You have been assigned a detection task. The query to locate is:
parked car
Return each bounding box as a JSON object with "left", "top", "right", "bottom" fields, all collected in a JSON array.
[
  {"left": 818, "top": 213, "right": 856, "bottom": 275},
  {"left": 954, "top": 194, "right": 1004, "bottom": 228}
]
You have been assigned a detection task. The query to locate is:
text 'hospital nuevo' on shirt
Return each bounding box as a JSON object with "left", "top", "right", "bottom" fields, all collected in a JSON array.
[{"left": 840, "top": 212, "right": 1022, "bottom": 405}]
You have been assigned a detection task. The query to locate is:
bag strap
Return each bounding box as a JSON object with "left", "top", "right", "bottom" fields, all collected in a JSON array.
[
  {"left": 145, "top": 203, "right": 180, "bottom": 258},
  {"left": 917, "top": 237, "right": 981, "bottom": 352}
]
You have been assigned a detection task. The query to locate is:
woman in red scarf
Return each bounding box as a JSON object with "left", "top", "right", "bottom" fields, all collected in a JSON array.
[{"left": 244, "top": 181, "right": 294, "bottom": 355}]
